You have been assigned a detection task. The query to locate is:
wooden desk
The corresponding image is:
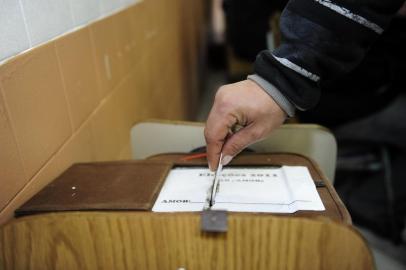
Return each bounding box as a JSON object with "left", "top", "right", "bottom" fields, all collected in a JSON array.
[
  {"left": 1, "top": 212, "right": 373, "bottom": 270},
  {"left": 0, "top": 153, "right": 371, "bottom": 269}
]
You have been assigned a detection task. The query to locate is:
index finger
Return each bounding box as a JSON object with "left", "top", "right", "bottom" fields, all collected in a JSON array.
[{"left": 204, "top": 108, "right": 236, "bottom": 171}]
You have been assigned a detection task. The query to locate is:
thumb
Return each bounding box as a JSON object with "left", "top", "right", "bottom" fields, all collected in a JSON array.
[{"left": 221, "top": 124, "right": 264, "bottom": 165}]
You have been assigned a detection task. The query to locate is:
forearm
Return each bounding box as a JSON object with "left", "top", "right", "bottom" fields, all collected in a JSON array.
[{"left": 254, "top": 0, "right": 405, "bottom": 110}]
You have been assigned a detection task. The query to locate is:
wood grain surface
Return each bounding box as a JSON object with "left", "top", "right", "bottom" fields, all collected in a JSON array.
[{"left": 0, "top": 212, "right": 373, "bottom": 270}]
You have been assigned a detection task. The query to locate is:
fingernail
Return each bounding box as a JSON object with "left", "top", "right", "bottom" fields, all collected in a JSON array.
[
  {"left": 208, "top": 163, "right": 213, "bottom": 171},
  {"left": 221, "top": 155, "right": 233, "bottom": 166}
]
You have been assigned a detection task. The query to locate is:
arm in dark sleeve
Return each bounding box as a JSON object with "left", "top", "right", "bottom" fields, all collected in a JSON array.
[{"left": 253, "top": 0, "right": 405, "bottom": 110}]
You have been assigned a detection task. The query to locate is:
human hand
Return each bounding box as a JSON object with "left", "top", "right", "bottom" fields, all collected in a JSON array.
[{"left": 204, "top": 79, "right": 287, "bottom": 171}]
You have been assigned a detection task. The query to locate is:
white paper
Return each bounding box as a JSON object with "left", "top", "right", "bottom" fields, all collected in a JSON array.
[{"left": 152, "top": 166, "right": 325, "bottom": 213}]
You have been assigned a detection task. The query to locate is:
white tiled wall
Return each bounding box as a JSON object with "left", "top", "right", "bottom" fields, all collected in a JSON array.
[
  {"left": 21, "top": 0, "right": 75, "bottom": 46},
  {"left": 0, "top": 0, "right": 31, "bottom": 60},
  {"left": 70, "top": 0, "right": 101, "bottom": 26},
  {"left": 0, "top": 0, "right": 140, "bottom": 62},
  {"left": 99, "top": 0, "right": 124, "bottom": 14}
]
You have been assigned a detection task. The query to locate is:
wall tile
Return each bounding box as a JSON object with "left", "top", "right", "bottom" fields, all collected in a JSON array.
[
  {"left": 99, "top": 0, "right": 124, "bottom": 15},
  {"left": 118, "top": 143, "right": 132, "bottom": 160},
  {"left": 114, "top": 9, "right": 136, "bottom": 73},
  {"left": 53, "top": 121, "right": 94, "bottom": 170},
  {"left": 0, "top": 90, "right": 27, "bottom": 211},
  {"left": 1, "top": 0, "right": 144, "bottom": 63},
  {"left": 0, "top": 0, "right": 203, "bottom": 226},
  {"left": 89, "top": 96, "right": 122, "bottom": 161},
  {"left": 21, "top": 0, "right": 74, "bottom": 46},
  {"left": 89, "top": 14, "right": 123, "bottom": 98},
  {"left": 0, "top": 155, "right": 62, "bottom": 225},
  {"left": 55, "top": 27, "right": 100, "bottom": 130},
  {"left": 121, "top": 0, "right": 136, "bottom": 8},
  {"left": 0, "top": 0, "right": 30, "bottom": 61},
  {"left": 69, "top": 0, "right": 101, "bottom": 26},
  {"left": 110, "top": 72, "right": 138, "bottom": 146},
  {"left": 118, "top": 4, "right": 146, "bottom": 70},
  {"left": 0, "top": 121, "right": 94, "bottom": 225},
  {"left": 0, "top": 43, "right": 72, "bottom": 179},
  {"left": 128, "top": 56, "right": 150, "bottom": 120}
]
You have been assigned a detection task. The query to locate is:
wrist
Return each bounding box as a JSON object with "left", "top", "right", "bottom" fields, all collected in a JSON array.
[{"left": 247, "top": 74, "right": 296, "bottom": 117}]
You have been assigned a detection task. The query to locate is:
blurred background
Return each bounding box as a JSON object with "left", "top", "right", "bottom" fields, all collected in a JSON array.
[{"left": 198, "top": 1, "right": 406, "bottom": 269}]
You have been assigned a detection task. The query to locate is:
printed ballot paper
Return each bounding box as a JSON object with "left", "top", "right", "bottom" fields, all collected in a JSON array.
[{"left": 152, "top": 166, "right": 325, "bottom": 213}]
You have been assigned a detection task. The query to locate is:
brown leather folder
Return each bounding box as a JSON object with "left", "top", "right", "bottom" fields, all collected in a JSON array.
[{"left": 16, "top": 153, "right": 351, "bottom": 224}]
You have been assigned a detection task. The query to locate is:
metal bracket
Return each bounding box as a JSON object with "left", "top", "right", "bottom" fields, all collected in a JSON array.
[
  {"left": 314, "top": 180, "right": 326, "bottom": 187},
  {"left": 201, "top": 210, "right": 228, "bottom": 233}
]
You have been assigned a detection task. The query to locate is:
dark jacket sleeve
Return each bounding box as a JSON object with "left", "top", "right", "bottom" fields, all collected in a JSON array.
[{"left": 254, "top": 0, "right": 405, "bottom": 110}]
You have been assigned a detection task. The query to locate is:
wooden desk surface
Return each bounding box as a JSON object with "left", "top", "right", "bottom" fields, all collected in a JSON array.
[
  {"left": 0, "top": 212, "right": 373, "bottom": 270},
  {"left": 2, "top": 153, "right": 369, "bottom": 269}
]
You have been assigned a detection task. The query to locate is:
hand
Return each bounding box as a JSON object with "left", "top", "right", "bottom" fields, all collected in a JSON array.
[{"left": 204, "top": 79, "right": 287, "bottom": 171}]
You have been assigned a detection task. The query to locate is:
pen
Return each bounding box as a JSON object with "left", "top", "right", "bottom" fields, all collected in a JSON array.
[{"left": 209, "top": 153, "right": 223, "bottom": 207}]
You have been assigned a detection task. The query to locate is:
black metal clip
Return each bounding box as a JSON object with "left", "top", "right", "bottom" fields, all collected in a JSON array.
[
  {"left": 201, "top": 210, "right": 228, "bottom": 233},
  {"left": 314, "top": 180, "right": 326, "bottom": 187}
]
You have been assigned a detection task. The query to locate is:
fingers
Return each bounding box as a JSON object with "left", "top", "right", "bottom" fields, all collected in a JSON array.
[
  {"left": 221, "top": 123, "right": 265, "bottom": 165},
  {"left": 205, "top": 115, "right": 236, "bottom": 171},
  {"left": 204, "top": 93, "right": 238, "bottom": 171},
  {"left": 205, "top": 131, "right": 223, "bottom": 172},
  {"left": 204, "top": 80, "right": 288, "bottom": 170}
]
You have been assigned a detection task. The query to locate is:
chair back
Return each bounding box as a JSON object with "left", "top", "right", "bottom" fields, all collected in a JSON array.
[{"left": 131, "top": 120, "right": 337, "bottom": 182}]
